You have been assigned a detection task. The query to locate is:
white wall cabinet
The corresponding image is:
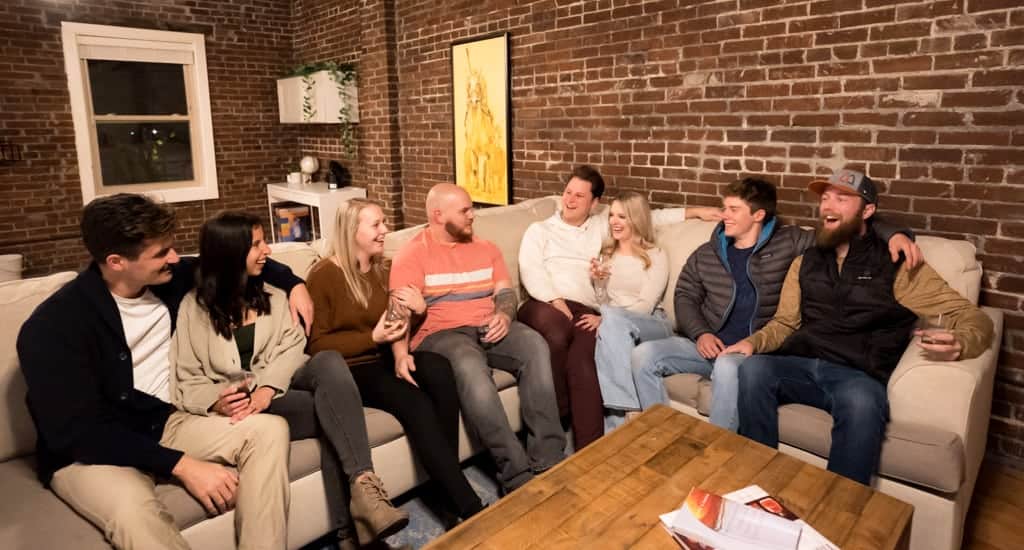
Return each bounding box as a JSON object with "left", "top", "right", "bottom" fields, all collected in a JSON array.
[{"left": 276, "top": 70, "right": 359, "bottom": 124}]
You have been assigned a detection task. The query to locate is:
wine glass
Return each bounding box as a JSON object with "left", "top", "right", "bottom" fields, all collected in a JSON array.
[{"left": 592, "top": 254, "right": 612, "bottom": 304}]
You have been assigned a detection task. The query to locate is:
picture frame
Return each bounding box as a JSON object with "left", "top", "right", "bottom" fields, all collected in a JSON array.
[{"left": 451, "top": 31, "right": 511, "bottom": 206}]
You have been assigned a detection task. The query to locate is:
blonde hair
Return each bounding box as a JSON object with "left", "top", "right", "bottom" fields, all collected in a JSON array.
[
  {"left": 601, "top": 191, "right": 657, "bottom": 269},
  {"left": 312, "top": 198, "right": 387, "bottom": 308}
]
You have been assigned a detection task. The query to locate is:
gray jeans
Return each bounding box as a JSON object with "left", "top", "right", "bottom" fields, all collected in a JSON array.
[{"left": 417, "top": 322, "right": 565, "bottom": 491}]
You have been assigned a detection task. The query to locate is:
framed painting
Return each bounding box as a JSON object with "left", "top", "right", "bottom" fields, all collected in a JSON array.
[{"left": 452, "top": 31, "right": 511, "bottom": 206}]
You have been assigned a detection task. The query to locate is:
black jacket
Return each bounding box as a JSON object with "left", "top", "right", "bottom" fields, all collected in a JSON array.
[{"left": 17, "top": 257, "right": 302, "bottom": 485}]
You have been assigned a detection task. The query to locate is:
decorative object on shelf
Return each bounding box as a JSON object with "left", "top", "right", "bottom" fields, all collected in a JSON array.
[
  {"left": 286, "top": 171, "right": 302, "bottom": 186},
  {"left": 328, "top": 160, "right": 351, "bottom": 190},
  {"left": 299, "top": 156, "right": 319, "bottom": 185},
  {"left": 277, "top": 61, "right": 359, "bottom": 158},
  {"left": 452, "top": 32, "right": 511, "bottom": 206},
  {"left": 0, "top": 138, "right": 22, "bottom": 164}
]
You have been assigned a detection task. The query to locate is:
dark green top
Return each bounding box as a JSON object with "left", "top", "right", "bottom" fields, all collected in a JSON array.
[{"left": 234, "top": 323, "right": 255, "bottom": 371}]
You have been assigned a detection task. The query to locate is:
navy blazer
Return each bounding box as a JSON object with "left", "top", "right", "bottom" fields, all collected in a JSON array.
[{"left": 17, "top": 256, "right": 302, "bottom": 484}]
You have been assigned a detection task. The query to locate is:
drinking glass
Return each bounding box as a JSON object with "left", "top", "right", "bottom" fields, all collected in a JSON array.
[
  {"left": 384, "top": 291, "right": 408, "bottom": 328},
  {"left": 918, "top": 313, "right": 945, "bottom": 344},
  {"left": 226, "top": 371, "right": 255, "bottom": 398},
  {"left": 592, "top": 254, "right": 612, "bottom": 304}
]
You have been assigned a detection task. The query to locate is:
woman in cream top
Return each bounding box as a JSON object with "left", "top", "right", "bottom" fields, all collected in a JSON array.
[{"left": 582, "top": 192, "right": 671, "bottom": 432}]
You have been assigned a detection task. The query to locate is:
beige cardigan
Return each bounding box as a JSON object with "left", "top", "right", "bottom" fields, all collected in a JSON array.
[{"left": 171, "top": 285, "right": 308, "bottom": 415}]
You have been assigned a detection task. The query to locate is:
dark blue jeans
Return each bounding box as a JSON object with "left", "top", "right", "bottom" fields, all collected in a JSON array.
[{"left": 737, "top": 355, "right": 889, "bottom": 485}]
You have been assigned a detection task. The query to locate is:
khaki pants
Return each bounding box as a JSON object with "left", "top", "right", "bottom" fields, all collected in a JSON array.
[{"left": 51, "top": 412, "right": 290, "bottom": 550}]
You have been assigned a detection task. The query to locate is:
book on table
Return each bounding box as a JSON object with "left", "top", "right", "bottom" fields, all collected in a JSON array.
[{"left": 659, "top": 485, "right": 840, "bottom": 550}]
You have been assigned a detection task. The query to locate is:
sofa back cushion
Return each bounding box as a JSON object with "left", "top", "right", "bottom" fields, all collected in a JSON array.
[
  {"left": 267, "top": 241, "right": 322, "bottom": 280},
  {"left": 0, "top": 271, "right": 77, "bottom": 461},
  {"left": 654, "top": 220, "right": 718, "bottom": 329}
]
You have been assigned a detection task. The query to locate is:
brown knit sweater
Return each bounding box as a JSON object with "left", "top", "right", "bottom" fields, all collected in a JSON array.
[{"left": 306, "top": 258, "right": 388, "bottom": 367}]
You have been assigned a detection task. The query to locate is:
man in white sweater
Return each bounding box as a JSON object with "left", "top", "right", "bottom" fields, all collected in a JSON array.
[{"left": 517, "top": 165, "right": 719, "bottom": 449}]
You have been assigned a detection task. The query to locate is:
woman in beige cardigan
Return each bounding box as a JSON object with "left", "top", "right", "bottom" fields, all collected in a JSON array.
[{"left": 172, "top": 211, "right": 407, "bottom": 549}]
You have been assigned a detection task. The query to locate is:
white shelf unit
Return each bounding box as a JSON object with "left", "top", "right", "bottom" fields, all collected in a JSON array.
[
  {"left": 266, "top": 183, "right": 366, "bottom": 247},
  {"left": 276, "top": 70, "right": 360, "bottom": 124}
]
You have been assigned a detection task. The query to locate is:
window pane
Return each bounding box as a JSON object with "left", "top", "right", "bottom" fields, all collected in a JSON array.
[
  {"left": 88, "top": 60, "right": 188, "bottom": 115},
  {"left": 96, "top": 122, "right": 193, "bottom": 185}
]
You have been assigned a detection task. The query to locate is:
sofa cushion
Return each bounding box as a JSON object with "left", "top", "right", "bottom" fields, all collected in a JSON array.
[
  {"left": 916, "top": 236, "right": 981, "bottom": 304},
  {"left": 267, "top": 241, "right": 321, "bottom": 280},
  {"left": 778, "top": 404, "right": 964, "bottom": 493},
  {"left": 666, "top": 375, "right": 965, "bottom": 492},
  {"left": 0, "top": 271, "right": 77, "bottom": 462},
  {"left": 653, "top": 219, "right": 717, "bottom": 329}
]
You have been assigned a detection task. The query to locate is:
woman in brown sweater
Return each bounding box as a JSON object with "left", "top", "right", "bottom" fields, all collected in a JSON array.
[{"left": 307, "top": 198, "right": 484, "bottom": 523}]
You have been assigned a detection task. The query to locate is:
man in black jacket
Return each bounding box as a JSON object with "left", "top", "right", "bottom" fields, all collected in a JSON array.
[
  {"left": 17, "top": 194, "right": 313, "bottom": 550},
  {"left": 630, "top": 177, "right": 918, "bottom": 431}
]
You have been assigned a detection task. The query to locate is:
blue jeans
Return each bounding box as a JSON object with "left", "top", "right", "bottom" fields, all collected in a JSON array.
[
  {"left": 417, "top": 322, "right": 565, "bottom": 491},
  {"left": 738, "top": 355, "right": 890, "bottom": 486},
  {"left": 595, "top": 307, "right": 673, "bottom": 421},
  {"left": 631, "top": 336, "right": 745, "bottom": 431}
]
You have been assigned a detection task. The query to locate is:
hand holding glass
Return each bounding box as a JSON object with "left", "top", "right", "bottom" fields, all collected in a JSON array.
[
  {"left": 917, "top": 313, "right": 946, "bottom": 344},
  {"left": 226, "top": 371, "right": 255, "bottom": 398}
]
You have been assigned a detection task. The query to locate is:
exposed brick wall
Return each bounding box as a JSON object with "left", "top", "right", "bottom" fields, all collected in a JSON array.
[
  {"left": 391, "top": 0, "right": 1024, "bottom": 468},
  {"left": 0, "top": 0, "right": 298, "bottom": 274}
]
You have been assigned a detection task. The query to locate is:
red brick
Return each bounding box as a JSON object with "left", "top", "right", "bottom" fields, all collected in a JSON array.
[
  {"left": 872, "top": 56, "right": 933, "bottom": 73},
  {"left": 879, "top": 131, "right": 938, "bottom": 145},
  {"left": 974, "top": 111, "right": 1024, "bottom": 126},
  {"left": 943, "top": 90, "right": 1014, "bottom": 108},
  {"left": 839, "top": 8, "right": 896, "bottom": 28},
  {"left": 970, "top": 0, "right": 1024, "bottom": 14},
  {"left": 939, "top": 132, "right": 1011, "bottom": 146},
  {"left": 844, "top": 77, "right": 901, "bottom": 92},
  {"left": 896, "top": 1, "right": 963, "bottom": 21},
  {"left": 904, "top": 111, "right": 967, "bottom": 126},
  {"left": 844, "top": 146, "right": 897, "bottom": 162},
  {"left": 903, "top": 74, "right": 970, "bottom": 89},
  {"left": 974, "top": 69, "right": 1024, "bottom": 87},
  {"left": 815, "top": 28, "right": 869, "bottom": 46},
  {"left": 870, "top": 21, "right": 933, "bottom": 41},
  {"left": 934, "top": 51, "right": 1004, "bottom": 70},
  {"left": 901, "top": 147, "right": 964, "bottom": 163},
  {"left": 771, "top": 129, "right": 818, "bottom": 143},
  {"left": 968, "top": 149, "right": 1023, "bottom": 166}
]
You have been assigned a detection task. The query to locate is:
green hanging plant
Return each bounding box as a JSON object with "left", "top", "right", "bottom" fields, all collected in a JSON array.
[{"left": 286, "top": 61, "right": 357, "bottom": 158}]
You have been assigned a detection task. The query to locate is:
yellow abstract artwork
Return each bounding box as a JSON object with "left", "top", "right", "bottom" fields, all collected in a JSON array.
[{"left": 452, "top": 33, "right": 510, "bottom": 205}]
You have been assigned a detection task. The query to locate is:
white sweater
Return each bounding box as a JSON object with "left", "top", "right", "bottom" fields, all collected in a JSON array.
[
  {"left": 518, "top": 205, "right": 684, "bottom": 309},
  {"left": 607, "top": 248, "right": 669, "bottom": 315}
]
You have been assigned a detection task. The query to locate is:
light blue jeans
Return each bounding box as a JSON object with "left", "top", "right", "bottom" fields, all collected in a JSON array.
[
  {"left": 630, "top": 336, "right": 746, "bottom": 431},
  {"left": 595, "top": 306, "right": 673, "bottom": 430}
]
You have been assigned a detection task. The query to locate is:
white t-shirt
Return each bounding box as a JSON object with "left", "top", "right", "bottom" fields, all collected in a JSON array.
[{"left": 112, "top": 289, "right": 172, "bottom": 403}]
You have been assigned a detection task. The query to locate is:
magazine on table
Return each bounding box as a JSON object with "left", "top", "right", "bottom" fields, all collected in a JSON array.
[{"left": 659, "top": 485, "right": 840, "bottom": 550}]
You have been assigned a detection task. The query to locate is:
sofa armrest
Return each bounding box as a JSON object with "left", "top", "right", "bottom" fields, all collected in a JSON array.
[{"left": 887, "top": 307, "right": 1003, "bottom": 488}]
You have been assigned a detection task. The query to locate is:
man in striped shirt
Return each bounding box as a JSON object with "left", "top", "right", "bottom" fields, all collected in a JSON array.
[{"left": 390, "top": 183, "right": 564, "bottom": 493}]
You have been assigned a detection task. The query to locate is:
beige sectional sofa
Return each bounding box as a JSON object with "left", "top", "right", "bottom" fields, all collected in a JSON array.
[{"left": 0, "top": 195, "right": 1002, "bottom": 550}]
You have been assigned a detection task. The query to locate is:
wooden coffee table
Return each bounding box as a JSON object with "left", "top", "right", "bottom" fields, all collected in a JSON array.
[{"left": 426, "top": 405, "right": 912, "bottom": 549}]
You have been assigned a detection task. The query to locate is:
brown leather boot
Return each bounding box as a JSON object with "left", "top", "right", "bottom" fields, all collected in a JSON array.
[{"left": 349, "top": 472, "right": 409, "bottom": 545}]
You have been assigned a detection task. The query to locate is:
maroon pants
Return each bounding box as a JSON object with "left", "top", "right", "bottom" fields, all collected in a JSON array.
[{"left": 518, "top": 298, "right": 603, "bottom": 449}]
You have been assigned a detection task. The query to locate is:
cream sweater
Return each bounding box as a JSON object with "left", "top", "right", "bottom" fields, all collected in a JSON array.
[
  {"left": 607, "top": 248, "right": 669, "bottom": 315},
  {"left": 518, "top": 205, "right": 684, "bottom": 309},
  {"left": 171, "top": 285, "right": 308, "bottom": 415}
]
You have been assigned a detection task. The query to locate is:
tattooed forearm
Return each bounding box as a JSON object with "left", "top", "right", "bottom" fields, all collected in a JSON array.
[{"left": 494, "top": 288, "right": 517, "bottom": 320}]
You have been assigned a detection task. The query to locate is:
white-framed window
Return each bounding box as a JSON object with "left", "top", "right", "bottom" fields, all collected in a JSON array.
[{"left": 61, "top": 22, "right": 218, "bottom": 204}]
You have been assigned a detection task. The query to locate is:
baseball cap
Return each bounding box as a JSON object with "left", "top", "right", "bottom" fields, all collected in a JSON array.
[{"left": 808, "top": 169, "right": 878, "bottom": 205}]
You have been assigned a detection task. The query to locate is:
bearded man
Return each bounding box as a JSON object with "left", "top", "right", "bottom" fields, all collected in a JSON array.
[{"left": 721, "top": 169, "right": 994, "bottom": 486}]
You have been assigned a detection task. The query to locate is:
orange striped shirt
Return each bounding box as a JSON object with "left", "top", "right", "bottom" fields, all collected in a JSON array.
[{"left": 389, "top": 229, "right": 509, "bottom": 349}]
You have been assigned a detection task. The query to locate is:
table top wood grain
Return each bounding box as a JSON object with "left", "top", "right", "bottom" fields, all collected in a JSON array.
[{"left": 426, "top": 405, "right": 912, "bottom": 550}]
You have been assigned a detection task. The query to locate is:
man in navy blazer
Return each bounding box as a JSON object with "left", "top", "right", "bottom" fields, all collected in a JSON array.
[{"left": 18, "top": 193, "right": 313, "bottom": 550}]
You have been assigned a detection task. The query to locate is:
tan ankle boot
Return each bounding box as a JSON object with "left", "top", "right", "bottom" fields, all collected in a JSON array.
[{"left": 349, "top": 472, "right": 409, "bottom": 545}]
